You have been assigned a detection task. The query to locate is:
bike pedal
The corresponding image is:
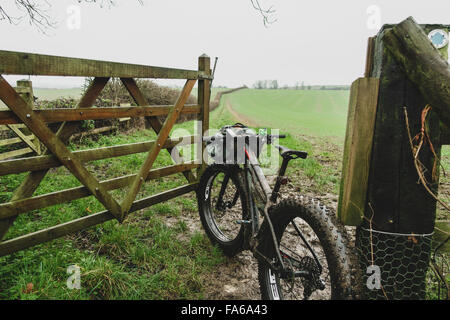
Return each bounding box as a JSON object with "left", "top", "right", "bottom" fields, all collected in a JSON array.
[{"left": 235, "top": 220, "right": 252, "bottom": 225}]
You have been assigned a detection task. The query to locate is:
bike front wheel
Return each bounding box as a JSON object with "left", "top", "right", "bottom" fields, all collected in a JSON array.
[
  {"left": 197, "top": 164, "right": 250, "bottom": 257},
  {"left": 257, "top": 197, "right": 352, "bottom": 300}
]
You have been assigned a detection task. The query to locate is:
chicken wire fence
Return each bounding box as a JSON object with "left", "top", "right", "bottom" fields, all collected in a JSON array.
[{"left": 354, "top": 227, "right": 448, "bottom": 300}]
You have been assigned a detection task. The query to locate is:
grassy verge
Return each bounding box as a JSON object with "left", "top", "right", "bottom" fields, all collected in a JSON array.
[{"left": 0, "top": 128, "right": 224, "bottom": 299}]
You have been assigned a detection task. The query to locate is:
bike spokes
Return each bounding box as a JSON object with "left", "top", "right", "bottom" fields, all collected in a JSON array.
[
  {"left": 207, "top": 172, "right": 244, "bottom": 241},
  {"left": 290, "top": 220, "right": 323, "bottom": 273},
  {"left": 268, "top": 216, "right": 332, "bottom": 300}
]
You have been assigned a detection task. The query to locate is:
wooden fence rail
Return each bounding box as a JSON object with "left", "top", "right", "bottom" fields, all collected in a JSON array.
[
  {"left": 0, "top": 105, "right": 202, "bottom": 125},
  {"left": 0, "top": 50, "right": 211, "bottom": 257},
  {"left": 0, "top": 80, "right": 42, "bottom": 160}
]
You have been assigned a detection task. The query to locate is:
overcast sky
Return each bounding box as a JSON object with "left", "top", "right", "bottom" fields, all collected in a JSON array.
[{"left": 1, "top": 0, "right": 449, "bottom": 88}]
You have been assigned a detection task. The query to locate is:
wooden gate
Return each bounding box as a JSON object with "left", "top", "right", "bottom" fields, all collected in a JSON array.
[{"left": 0, "top": 50, "right": 211, "bottom": 257}]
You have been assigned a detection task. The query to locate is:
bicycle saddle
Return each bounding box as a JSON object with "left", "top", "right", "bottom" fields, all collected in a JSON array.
[{"left": 276, "top": 145, "right": 308, "bottom": 159}]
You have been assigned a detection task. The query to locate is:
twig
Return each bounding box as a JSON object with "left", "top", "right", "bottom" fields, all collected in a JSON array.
[
  {"left": 0, "top": 0, "right": 144, "bottom": 32},
  {"left": 403, "top": 106, "right": 450, "bottom": 212},
  {"left": 435, "top": 226, "right": 450, "bottom": 236},
  {"left": 366, "top": 202, "right": 389, "bottom": 300},
  {"left": 368, "top": 203, "right": 375, "bottom": 265},
  {"left": 430, "top": 260, "right": 449, "bottom": 300},
  {"left": 250, "top": 0, "right": 277, "bottom": 27},
  {"left": 430, "top": 235, "right": 450, "bottom": 300},
  {"left": 15, "top": 0, "right": 55, "bottom": 33}
]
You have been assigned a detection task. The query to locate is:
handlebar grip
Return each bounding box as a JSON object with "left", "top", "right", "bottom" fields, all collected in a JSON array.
[{"left": 268, "top": 134, "right": 286, "bottom": 140}]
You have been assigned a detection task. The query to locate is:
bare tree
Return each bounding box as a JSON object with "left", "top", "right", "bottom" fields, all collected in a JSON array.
[
  {"left": 0, "top": 0, "right": 142, "bottom": 33},
  {"left": 0, "top": 0, "right": 55, "bottom": 31},
  {"left": 250, "top": 0, "right": 276, "bottom": 27},
  {"left": 0, "top": 0, "right": 275, "bottom": 32}
]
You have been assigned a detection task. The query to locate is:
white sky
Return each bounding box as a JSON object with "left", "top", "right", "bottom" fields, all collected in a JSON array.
[{"left": 1, "top": 0, "right": 449, "bottom": 88}]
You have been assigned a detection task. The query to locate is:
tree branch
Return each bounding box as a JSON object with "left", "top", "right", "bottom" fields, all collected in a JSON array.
[
  {"left": 0, "top": 0, "right": 143, "bottom": 32},
  {"left": 15, "top": 0, "right": 55, "bottom": 33},
  {"left": 250, "top": 0, "right": 276, "bottom": 27}
]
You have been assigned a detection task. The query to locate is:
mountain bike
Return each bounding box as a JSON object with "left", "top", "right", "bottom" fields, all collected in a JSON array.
[{"left": 197, "top": 123, "right": 352, "bottom": 300}]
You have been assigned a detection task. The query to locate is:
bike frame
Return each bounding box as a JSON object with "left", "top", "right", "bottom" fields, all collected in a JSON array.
[{"left": 241, "top": 140, "right": 304, "bottom": 277}]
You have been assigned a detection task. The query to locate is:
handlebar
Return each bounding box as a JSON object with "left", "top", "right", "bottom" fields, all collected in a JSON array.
[
  {"left": 269, "top": 134, "right": 286, "bottom": 139},
  {"left": 203, "top": 133, "right": 286, "bottom": 143}
]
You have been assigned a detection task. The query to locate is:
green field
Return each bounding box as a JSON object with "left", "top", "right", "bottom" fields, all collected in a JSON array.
[
  {"left": 33, "top": 88, "right": 83, "bottom": 100},
  {"left": 189, "top": 87, "right": 228, "bottom": 99},
  {"left": 33, "top": 87, "right": 224, "bottom": 102},
  {"left": 222, "top": 89, "right": 350, "bottom": 139},
  {"left": 0, "top": 88, "right": 83, "bottom": 109}
]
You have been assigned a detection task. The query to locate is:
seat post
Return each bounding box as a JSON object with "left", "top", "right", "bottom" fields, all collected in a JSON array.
[{"left": 270, "top": 156, "right": 290, "bottom": 203}]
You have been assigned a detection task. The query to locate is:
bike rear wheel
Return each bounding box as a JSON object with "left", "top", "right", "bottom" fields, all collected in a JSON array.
[
  {"left": 197, "top": 164, "right": 250, "bottom": 257},
  {"left": 257, "top": 197, "right": 351, "bottom": 300}
]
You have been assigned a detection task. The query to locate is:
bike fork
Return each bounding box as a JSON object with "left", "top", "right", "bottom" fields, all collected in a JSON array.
[
  {"left": 244, "top": 164, "right": 259, "bottom": 236},
  {"left": 215, "top": 174, "right": 240, "bottom": 211}
]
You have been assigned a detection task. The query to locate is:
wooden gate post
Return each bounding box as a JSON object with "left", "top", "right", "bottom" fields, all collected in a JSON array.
[
  {"left": 197, "top": 54, "right": 211, "bottom": 174},
  {"left": 15, "top": 80, "right": 41, "bottom": 154},
  {"left": 339, "top": 17, "right": 449, "bottom": 299}
]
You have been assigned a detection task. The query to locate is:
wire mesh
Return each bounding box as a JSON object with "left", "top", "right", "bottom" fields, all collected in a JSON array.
[{"left": 355, "top": 227, "right": 434, "bottom": 300}]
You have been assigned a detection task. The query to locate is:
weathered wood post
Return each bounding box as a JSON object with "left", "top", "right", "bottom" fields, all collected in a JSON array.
[
  {"left": 197, "top": 54, "right": 211, "bottom": 174},
  {"left": 338, "top": 17, "right": 449, "bottom": 299},
  {"left": 15, "top": 80, "right": 41, "bottom": 155}
]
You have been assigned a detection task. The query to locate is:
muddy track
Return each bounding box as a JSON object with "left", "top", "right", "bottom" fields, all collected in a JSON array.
[
  {"left": 225, "top": 100, "right": 261, "bottom": 128},
  {"left": 170, "top": 98, "right": 355, "bottom": 300},
  {"left": 167, "top": 173, "right": 356, "bottom": 300},
  {"left": 184, "top": 99, "right": 353, "bottom": 299}
]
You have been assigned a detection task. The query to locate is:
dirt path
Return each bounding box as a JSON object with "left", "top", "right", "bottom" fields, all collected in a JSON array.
[
  {"left": 165, "top": 198, "right": 262, "bottom": 299},
  {"left": 171, "top": 173, "right": 352, "bottom": 300},
  {"left": 225, "top": 99, "right": 261, "bottom": 128},
  {"left": 173, "top": 98, "right": 353, "bottom": 300}
]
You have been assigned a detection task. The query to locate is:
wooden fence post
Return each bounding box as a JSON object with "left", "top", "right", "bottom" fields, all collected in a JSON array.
[
  {"left": 12, "top": 80, "right": 41, "bottom": 155},
  {"left": 343, "top": 19, "right": 449, "bottom": 300},
  {"left": 197, "top": 54, "right": 211, "bottom": 174}
]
